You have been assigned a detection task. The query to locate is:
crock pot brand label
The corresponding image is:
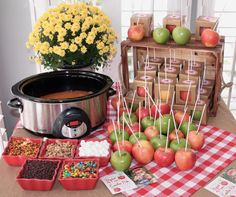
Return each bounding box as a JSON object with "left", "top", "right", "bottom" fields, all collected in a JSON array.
[
  {"left": 161, "top": 78, "right": 173, "bottom": 84},
  {"left": 164, "top": 67, "right": 176, "bottom": 73},
  {"left": 62, "top": 122, "right": 87, "bottom": 138},
  {"left": 140, "top": 75, "right": 153, "bottom": 80},
  {"left": 185, "top": 69, "right": 198, "bottom": 75},
  {"left": 182, "top": 80, "right": 195, "bottom": 85}
]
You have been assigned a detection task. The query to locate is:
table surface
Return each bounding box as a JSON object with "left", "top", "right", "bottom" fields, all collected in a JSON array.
[{"left": 0, "top": 100, "right": 236, "bottom": 197}]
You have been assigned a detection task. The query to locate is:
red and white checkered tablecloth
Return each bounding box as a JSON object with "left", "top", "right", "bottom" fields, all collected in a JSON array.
[{"left": 16, "top": 82, "right": 236, "bottom": 196}]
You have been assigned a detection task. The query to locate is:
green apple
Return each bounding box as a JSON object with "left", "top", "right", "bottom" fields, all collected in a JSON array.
[
  {"left": 153, "top": 27, "right": 170, "bottom": 44},
  {"left": 172, "top": 27, "right": 191, "bottom": 45},
  {"left": 129, "top": 103, "right": 139, "bottom": 112},
  {"left": 190, "top": 110, "right": 202, "bottom": 121},
  {"left": 129, "top": 132, "right": 147, "bottom": 144},
  {"left": 156, "top": 114, "right": 174, "bottom": 134},
  {"left": 150, "top": 135, "right": 167, "bottom": 150},
  {"left": 141, "top": 116, "right": 155, "bottom": 130},
  {"left": 110, "top": 150, "right": 132, "bottom": 171},
  {"left": 179, "top": 121, "right": 197, "bottom": 136},
  {"left": 120, "top": 112, "right": 138, "bottom": 126},
  {"left": 170, "top": 138, "right": 190, "bottom": 152},
  {"left": 110, "top": 129, "right": 130, "bottom": 144}
]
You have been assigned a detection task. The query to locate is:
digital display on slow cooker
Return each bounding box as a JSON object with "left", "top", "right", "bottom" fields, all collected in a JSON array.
[{"left": 66, "top": 120, "right": 81, "bottom": 128}]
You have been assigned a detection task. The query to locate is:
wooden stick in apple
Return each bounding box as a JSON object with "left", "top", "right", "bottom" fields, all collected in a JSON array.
[
  {"left": 159, "top": 108, "right": 162, "bottom": 139},
  {"left": 164, "top": 57, "right": 167, "bottom": 79},
  {"left": 112, "top": 120, "right": 121, "bottom": 156},
  {"left": 171, "top": 110, "right": 180, "bottom": 144},
  {"left": 158, "top": 73, "right": 161, "bottom": 103},
  {"left": 122, "top": 113, "right": 125, "bottom": 146},
  {"left": 165, "top": 119, "right": 171, "bottom": 152},
  {"left": 184, "top": 82, "right": 192, "bottom": 110},
  {"left": 139, "top": 102, "right": 141, "bottom": 138},
  {"left": 169, "top": 49, "right": 172, "bottom": 69},
  {"left": 124, "top": 118, "right": 142, "bottom": 147},
  {"left": 154, "top": 48, "right": 156, "bottom": 59},
  {"left": 177, "top": 108, "right": 188, "bottom": 130},
  {"left": 191, "top": 78, "right": 201, "bottom": 123},
  {"left": 180, "top": 0, "right": 182, "bottom": 27},
  {"left": 166, "top": 82, "right": 171, "bottom": 104},
  {"left": 117, "top": 91, "right": 121, "bottom": 130},
  {"left": 170, "top": 91, "right": 176, "bottom": 114},
  {"left": 196, "top": 104, "right": 206, "bottom": 134},
  {"left": 174, "top": 49, "right": 176, "bottom": 61},
  {"left": 129, "top": 89, "right": 137, "bottom": 118},
  {"left": 185, "top": 116, "right": 191, "bottom": 151}
]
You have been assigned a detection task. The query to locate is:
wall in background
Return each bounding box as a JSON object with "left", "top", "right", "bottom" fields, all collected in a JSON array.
[{"left": 0, "top": 0, "right": 37, "bottom": 136}]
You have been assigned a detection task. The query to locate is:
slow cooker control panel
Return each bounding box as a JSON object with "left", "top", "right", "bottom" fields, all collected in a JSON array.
[
  {"left": 53, "top": 107, "right": 91, "bottom": 139},
  {"left": 61, "top": 120, "right": 88, "bottom": 138}
]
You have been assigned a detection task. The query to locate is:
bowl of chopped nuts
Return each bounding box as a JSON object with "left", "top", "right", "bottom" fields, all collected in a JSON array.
[
  {"left": 2, "top": 136, "right": 43, "bottom": 166},
  {"left": 39, "top": 139, "right": 78, "bottom": 160}
]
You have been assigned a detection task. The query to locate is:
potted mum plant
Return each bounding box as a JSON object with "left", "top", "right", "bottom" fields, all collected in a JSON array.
[{"left": 26, "top": 3, "right": 117, "bottom": 70}]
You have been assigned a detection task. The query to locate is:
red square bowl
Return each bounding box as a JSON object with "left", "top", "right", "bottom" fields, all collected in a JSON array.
[
  {"left": 16, "top": 159, "right": 61, "bottom": 190},
  {"left": 59, "top": 159, "right": 99, "bottom": 190},
  {"left": 2, "top": 137, "right": 43, "bottom": 166},
  {"left": 75, "top": 139, "right": 111, "bottom": 167},
  {"left": 39, "top": 139, "right": 78, "bottom": 160}
]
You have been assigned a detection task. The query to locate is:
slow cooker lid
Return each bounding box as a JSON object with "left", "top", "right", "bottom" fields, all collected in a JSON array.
[{"left": 12, "top": 70, "right": 113, "bottom": 103}]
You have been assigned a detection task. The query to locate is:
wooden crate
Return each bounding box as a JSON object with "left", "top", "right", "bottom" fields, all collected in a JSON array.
[{"left": 121, "top": 36, "right": 225, "bottom": 116}]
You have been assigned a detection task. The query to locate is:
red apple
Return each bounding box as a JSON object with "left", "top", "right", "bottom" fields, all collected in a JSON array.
[
  {"left": 169, "top": 130, "right": 185, "bottom": 141},
  {"left": 111, "top": 96, "right": 123, "bottom": 111},
  {"left": 128, "top": 25, "right": 145, "bottom": 42},
  {"left": 201, "top": 29, "right": 220, "bottom": 47},
  {"left": 188, "top": 131, "right": 205, "bottom": 151},
  {"left": 113, "top": 140, "right": 133, "bottom": 154},
  {"left": 166, "top": 24, "right": 176, "bottom": 33},
  {"left": 119, "top": 107, "right": 130, "bottom": 116},
  {"left": 175, "top": 148, "right": 196, "bottom": 171},
  {"left": 174, "top": 110, "right": 190, "bottom": 125},
  {"left": 135, "top": 107, "right": 149, "bottom": 119},
  {"left": 158, "top": 103, "right": 171, "bottom": 115},
  {"left": 132, "top": 140, "right": 154, "bottom": 164},
  {"left": 105, "top": 121, "right": 118, "bottom": 134},
  {"left": 137, "top": 86, "right": 146, "bottom": 97},
  {"left": 150, "top": 105, "right": 160, "bottom": 118},
  {"left": 180, "top": 91, "right": 191, "bottom": 102},
  {"left": 125, "top": 122, "right": 139, "bottom": 135},
  {"left": 154, "top": 147, "right": 175, "bottom": 167},
  {"left": 144, "top": 126, "right": 159, "bottom": 140}
]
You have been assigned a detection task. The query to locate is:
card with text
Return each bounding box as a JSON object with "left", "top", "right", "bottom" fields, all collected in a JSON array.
[
  {"left": 100, "top": 171, "right": 137, "bottom": 195},
  {"left": 221, "top": 167, "right": 236, "bottom": 184}
]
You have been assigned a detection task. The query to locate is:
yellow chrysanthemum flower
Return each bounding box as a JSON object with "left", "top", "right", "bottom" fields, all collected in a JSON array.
[
  {"left": 97, "top": 42, "right": 105, "bottom": 50},
  {"left": 81, "top": 46, "right": 87, "bottom": 54},
  {"left": 60, "top": 42, "right": 69, "bottom": 50},
  {"left": 86, "top": 36, "right": 94, "bottom": 45},
  {"left": 69, "top": 44, "right": 78, "bottom": 52},
  {"left": 64, "top": 23, "right": 72, "bottom": 30}
]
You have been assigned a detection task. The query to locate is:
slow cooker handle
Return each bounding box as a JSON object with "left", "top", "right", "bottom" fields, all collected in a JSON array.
[
  {"left": 7, "top": 98, "right": 23, "bottom": 112},
  {"left": 108, "top": 88, "right": 116, "bottom": 97}
]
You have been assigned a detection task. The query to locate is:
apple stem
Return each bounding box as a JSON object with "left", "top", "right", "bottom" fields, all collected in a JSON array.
[
  {"left": 171, "top": 110, "right": 180, "bottom": 144},
  {"left": 164, "top": 57, "right": 167, "bottom": 80},
  {"left": 185, "top": 116, "right": 191, "bottom": 152},
  {"left": 129, "top": 89, "right": 136, "bottom": 118},
  {"left": 184, "top": 82, "right": 192, "bottom": 110},
  {"left": 165, "top": 119, "right": 170, "bottom": 152},
  {"left": 196, "top": 104, "right": 206, "bottom": 134},
  {"left": 166, "top": 82, "right": 170, "bottom": 104},
  {"left": 170, "top": 91, "right": 175, "bottom": 114},
  {"left": 177, "top": 107, "right": 188, "bottom": 130},
  {"left": 112, "top": 120, "right": 121, "bottom": 157},
  {"left": 124, "top": 118, "right": 142, "bottom": 147},
  {"left": 122, "top": 113, "right": 125, "bottom": 145},
  {"left": 139, "top": 102, "right": 141, "bottom": 138}
]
